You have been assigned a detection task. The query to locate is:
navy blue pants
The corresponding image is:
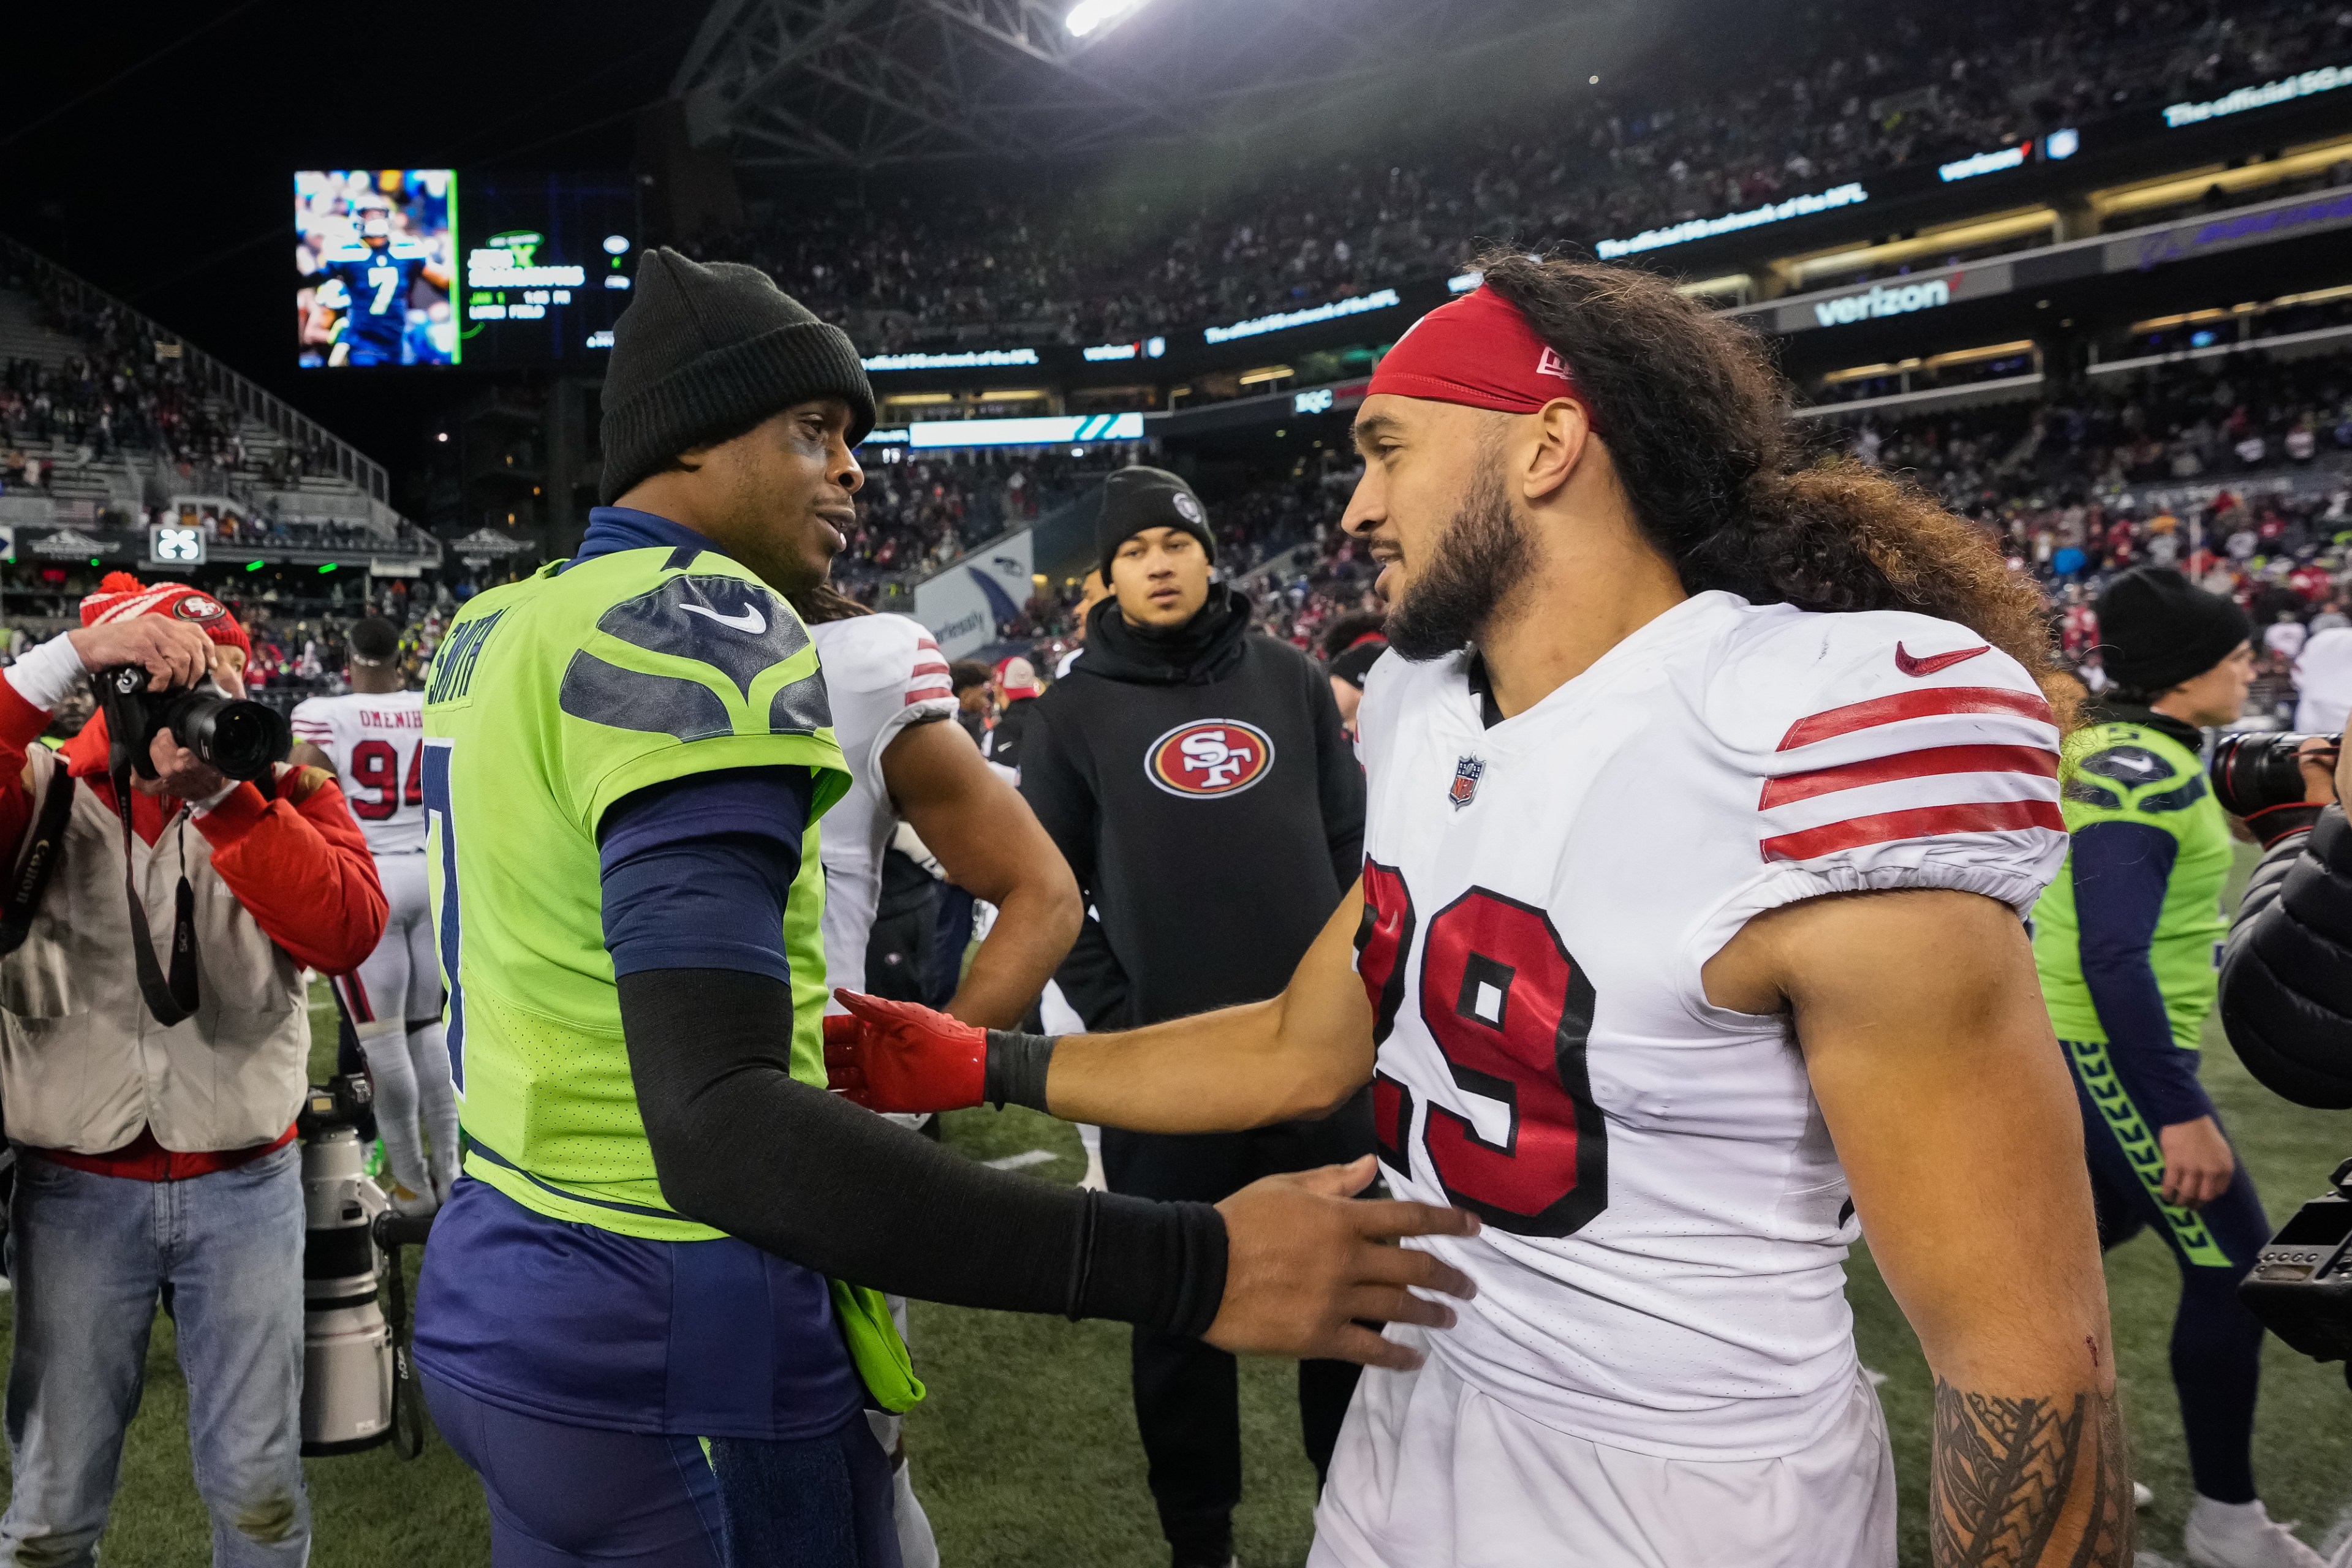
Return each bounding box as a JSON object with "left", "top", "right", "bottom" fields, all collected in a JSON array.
[
  {"left": 423, "top": 1374, "right": 901, "bottom": 1568},
  {"left": 2063, "top": 1040, "right": 2273, "bottom": 1504}
]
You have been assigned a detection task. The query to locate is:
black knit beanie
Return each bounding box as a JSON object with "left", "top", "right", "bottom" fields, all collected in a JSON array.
[
  {"left": 1095, "top": 467, "right": 1214, "bottom": 584},
  {"left": 599, "top": 248, "right": 875, "bottom": 505},
  {"left": 2095, "top": 567, "right": 2252, "bottom": 695},
  {"left": 1328, "top": 638, "right": 1386, "bottom": 691}
]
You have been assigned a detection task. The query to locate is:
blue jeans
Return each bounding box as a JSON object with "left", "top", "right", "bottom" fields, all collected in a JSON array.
[{"left": 2, "top": 1142, "right": 310, "bottom": 1567}]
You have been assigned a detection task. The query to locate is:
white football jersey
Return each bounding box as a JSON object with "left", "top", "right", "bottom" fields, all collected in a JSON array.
[
  {"left": 288, "top": 689, "right": 428, "bottom": 855},
  {"left": 1352, "top": 590, "right": 2065, "bottom": 1462},
  {"left": 809, "top": 614, "right": 958, "bottom": 1002}
]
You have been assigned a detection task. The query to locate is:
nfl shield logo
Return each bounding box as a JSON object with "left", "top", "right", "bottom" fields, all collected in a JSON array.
[{"left": 1449, "top": 755, "right": 1484, "bottom": 810}]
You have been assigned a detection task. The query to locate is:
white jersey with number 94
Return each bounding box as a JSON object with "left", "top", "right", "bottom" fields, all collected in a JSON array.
[{"left": 289, "top": 689, "right": 429, "bottom": 855}]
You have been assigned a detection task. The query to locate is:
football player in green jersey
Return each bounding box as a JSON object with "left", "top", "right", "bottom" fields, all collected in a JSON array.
[
  {"left": 409, "top": 249, "right": 1478, "bottom": 1568},
  {"left": 2033, "top": 568, "right": 2323, "bottom": 1568}
]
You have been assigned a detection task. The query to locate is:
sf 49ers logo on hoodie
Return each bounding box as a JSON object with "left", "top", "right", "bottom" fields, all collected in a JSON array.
[{"left": 1146, "top": 719, "right": 1275, "bottom": 798}]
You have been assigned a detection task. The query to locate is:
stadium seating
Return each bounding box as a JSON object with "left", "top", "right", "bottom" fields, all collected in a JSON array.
[
  {"left": 690, "top": 0, "right": 2352, "bottom": 347},
  {"left": 1226, "top": 346, "right": 2352, "bottom": 660},
  {"left": 0, "top": 254, "right": 433, "bottom": 558},
  {"left": 842, "top": 447, "right": 1131, "bottom": 595}
]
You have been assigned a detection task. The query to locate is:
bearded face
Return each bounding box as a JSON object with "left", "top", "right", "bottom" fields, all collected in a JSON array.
[{"left": 1383, "top": 457, "right": 1532, "bottom": 662}]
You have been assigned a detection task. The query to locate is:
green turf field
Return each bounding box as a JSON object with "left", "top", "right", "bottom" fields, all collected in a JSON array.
[{"left": 7, "top": 851, "right": 2350, "bottom": 1565}]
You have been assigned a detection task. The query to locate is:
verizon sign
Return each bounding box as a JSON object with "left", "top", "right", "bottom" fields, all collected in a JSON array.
[{"left": 1812, "top": 276, "right": 1957, "bottom": 326}]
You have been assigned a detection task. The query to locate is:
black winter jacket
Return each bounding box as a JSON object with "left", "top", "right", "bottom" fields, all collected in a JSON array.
[
  {"left": 1021, "top": 586, "right": 1364, "bottom": 1030},
  {"left": 2218, "top": 804, "right": 2352, "bottom": 1109},
  {"left": 983, "top": 694, "right": 1042, "bottom": 775}
]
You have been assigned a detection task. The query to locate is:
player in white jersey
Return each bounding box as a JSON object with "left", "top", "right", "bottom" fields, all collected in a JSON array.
[
  {"left": 825, "top": 260, "right": 2133, "bottom": 1567},
  {"left": 795, "top": 585, "right": 1084, "bottom": 1568},
  {"left": 798, "top": 588, "right": 1078, "bottom": 1027},
  {"left": 289, "top": 616, "right": 458, "bottom": 1216}
]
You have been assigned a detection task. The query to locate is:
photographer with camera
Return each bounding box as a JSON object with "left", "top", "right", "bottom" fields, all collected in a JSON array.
[
  {"left": 2209, "top": 646, "right": 2352, "bottom": 1568},
  {"left": 2214, "top": 717, "right": 2352, "bottom": 1112},
  {"left": 0, "top": 575, "right": 386, "bottom": 1566},
  {"left": 2032, "top": 567, "right": 2322, "bottom": 1568}
]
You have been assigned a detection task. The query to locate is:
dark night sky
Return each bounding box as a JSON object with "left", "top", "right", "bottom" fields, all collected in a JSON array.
[
  {"left": 3, "top": 0, "right": 1753, "bottom": 502},
  {"left": 2, "top": 0, "right": 697, "bottom": 483}
]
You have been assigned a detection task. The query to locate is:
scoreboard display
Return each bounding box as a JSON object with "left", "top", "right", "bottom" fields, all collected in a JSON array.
[
  {"left": 458, "top": 175, "right": 639, "bottom": 368},
  {"left": 295, "top": 169, "right": 638, "bottom": 369}
]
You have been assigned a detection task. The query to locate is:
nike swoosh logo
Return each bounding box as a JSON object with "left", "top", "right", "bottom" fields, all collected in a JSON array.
[
  {"left": 681, "top": 602, "right": 767, "bottom": 635},
  {"left": 1894, "top": 641, "right": 1991, "bottom": 677},
  {"left": 2112, "top": 754, "right": 2158, "bottom": 775}
]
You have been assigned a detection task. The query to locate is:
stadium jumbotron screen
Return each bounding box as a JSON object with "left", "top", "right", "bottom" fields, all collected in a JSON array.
[
  {"left": 296, "top": 169, "right": 458, "bottom": 368},
  {"left": 295, "top": 169, "right": 639, "bottom": 369}
]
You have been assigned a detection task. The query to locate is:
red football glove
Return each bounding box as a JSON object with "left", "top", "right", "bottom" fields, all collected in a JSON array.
[{"left": 823, "top": 990, "right": 988, "bottom": 1113}]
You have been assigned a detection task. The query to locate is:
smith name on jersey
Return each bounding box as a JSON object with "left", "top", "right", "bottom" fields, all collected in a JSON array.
[
  {"left": 290, "top": 690, "right": 428, "bottom": 855},
  {"left": 1351, "top": 589, "right": 2065, "bottom": 1462}
]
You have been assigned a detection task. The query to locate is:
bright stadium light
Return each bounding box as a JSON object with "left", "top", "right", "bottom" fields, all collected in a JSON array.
[{"left": 1065, "top": 0, "right": 1151, "bottom": 37}]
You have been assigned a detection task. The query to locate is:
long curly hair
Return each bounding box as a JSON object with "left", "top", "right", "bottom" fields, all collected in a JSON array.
[{"left": 1475, "top": 252, "right": 2071, "bottom": 724}]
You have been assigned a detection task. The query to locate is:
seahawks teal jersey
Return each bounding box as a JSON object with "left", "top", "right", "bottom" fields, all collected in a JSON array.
[
  {"left": 2032, "top": 718, "right": 2232, "bottom": 1047},
  {"left": 422, "top": 543, "right": 847, "bottom": 1241}
]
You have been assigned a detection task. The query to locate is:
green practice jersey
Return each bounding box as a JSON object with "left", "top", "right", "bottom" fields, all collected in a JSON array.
[
  {"left": 422, "top": 546, "right": 847, "bottom": 1241},
  {"left": 2031, "top": 716, "right": 2231, "bottom": 1047}
]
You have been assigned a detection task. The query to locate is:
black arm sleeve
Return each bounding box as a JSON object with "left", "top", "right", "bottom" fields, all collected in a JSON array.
[
  {"left": 619, "top": 967, "right": 1227, "bottom": 1330},
  {"left": 2217, "top": 805, "right": 2352, "bottom": 1109}
]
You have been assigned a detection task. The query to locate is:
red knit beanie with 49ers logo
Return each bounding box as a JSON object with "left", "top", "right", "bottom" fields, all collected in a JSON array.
[{"left": 78, "top": 572, "right": 254, "bottom": 663}]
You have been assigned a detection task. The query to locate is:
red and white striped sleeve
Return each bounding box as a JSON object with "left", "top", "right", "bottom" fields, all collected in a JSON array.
[
  {"left": 287, "top": 696, "right": 336, "bottom": 752},
  {"left": 1712, "top": 610, "right": 2067, "bottom": 916},
  {"left": 811, "top": 614, "right": 961, "bottom": 785},
  {"left": 904, "top": 631, "right": 953, "bottom": 709}
]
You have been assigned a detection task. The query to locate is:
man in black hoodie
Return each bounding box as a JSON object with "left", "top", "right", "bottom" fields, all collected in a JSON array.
[{"left": 1019, "top": 466, "right": 1370, "bottom": 1568}]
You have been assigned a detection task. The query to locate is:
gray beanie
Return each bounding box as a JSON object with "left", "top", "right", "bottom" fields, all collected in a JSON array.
[{"left": 598, "top": 248, "right": 875, "bottom": 505}]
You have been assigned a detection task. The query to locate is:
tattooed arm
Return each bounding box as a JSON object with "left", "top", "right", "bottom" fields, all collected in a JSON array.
[{"left": 1706, "top": 889, "right": 2132, "bottom": 1568}]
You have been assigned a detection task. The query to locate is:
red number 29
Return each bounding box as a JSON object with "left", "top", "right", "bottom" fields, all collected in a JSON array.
[
  {"left": 348, "top": 739, "right": 425, "bottom": 821},
  {"left": 1357, "top": 866, "right": 1609, "bottom": 1238}
]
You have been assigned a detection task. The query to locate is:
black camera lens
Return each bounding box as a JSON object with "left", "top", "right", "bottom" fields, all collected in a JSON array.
[
  {"left": 2209, "top": 732, "right": 2337, "bottom": 818},
  {"left": 161, "top": 691, "right": 287, "bottom": 781}
]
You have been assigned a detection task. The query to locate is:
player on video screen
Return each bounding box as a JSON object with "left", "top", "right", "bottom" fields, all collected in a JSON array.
[{"left": 311, "top": 192, "right": 451, "bottom": 367}]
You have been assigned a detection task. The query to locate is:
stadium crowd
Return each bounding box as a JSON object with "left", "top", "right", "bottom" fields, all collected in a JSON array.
[
  {"left": 7, "top": 288, "right": 243, "bottom": 485},
  {"left": 0, "top": 268, "right": 358, "bottom": 501},
  {"left": 35, "top": 341, "right": 2348, "bottom": 713},
  {"left": 692, "top": 0, "right": 2352, "bottom": 347},
  {"left": 1823, "top": 349, "right": 2351, "bottom": 507},
  {"left": 1221, "top": 353, "right": 2352, "bottom": 699},
  {"left": 835, "top": 447, "right": 1129, "bottom": 593}
]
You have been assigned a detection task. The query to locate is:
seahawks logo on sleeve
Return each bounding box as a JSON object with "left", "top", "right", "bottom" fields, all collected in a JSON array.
[
  {"left": 559, "top": 574, "right": 831, "bottom": 742},
  {"left": 2067, "top": 742, "right": 2206, "bottom": 813}
]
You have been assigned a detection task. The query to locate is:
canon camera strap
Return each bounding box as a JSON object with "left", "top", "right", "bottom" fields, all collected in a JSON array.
[{"left": 108, "top": 754, "right": 200, "bottom": 1027}]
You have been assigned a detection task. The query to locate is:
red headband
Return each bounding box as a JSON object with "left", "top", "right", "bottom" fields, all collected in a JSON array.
[
  {"left": 79, "top": 572, "right": 252, "bottom": 662},
  {"left": 1366, "top": 286, "right": 1594, "bottom": 426}
]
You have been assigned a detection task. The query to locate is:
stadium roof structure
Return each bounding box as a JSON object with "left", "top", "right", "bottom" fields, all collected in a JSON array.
[{"left": 671, "top": 0, "right": 1612, "bottom": 170}]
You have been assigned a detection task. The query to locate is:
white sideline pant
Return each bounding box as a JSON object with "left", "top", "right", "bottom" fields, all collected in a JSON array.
[
  {"left": 868, "top": 1296, "right": 939, "bottom": 1568},
  {"left": 331, "top": 852, "right": 459, "bottom": 1202},
  {"left": 1309, "top": 1327, "right": 1896, "bottom": 1568}
]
